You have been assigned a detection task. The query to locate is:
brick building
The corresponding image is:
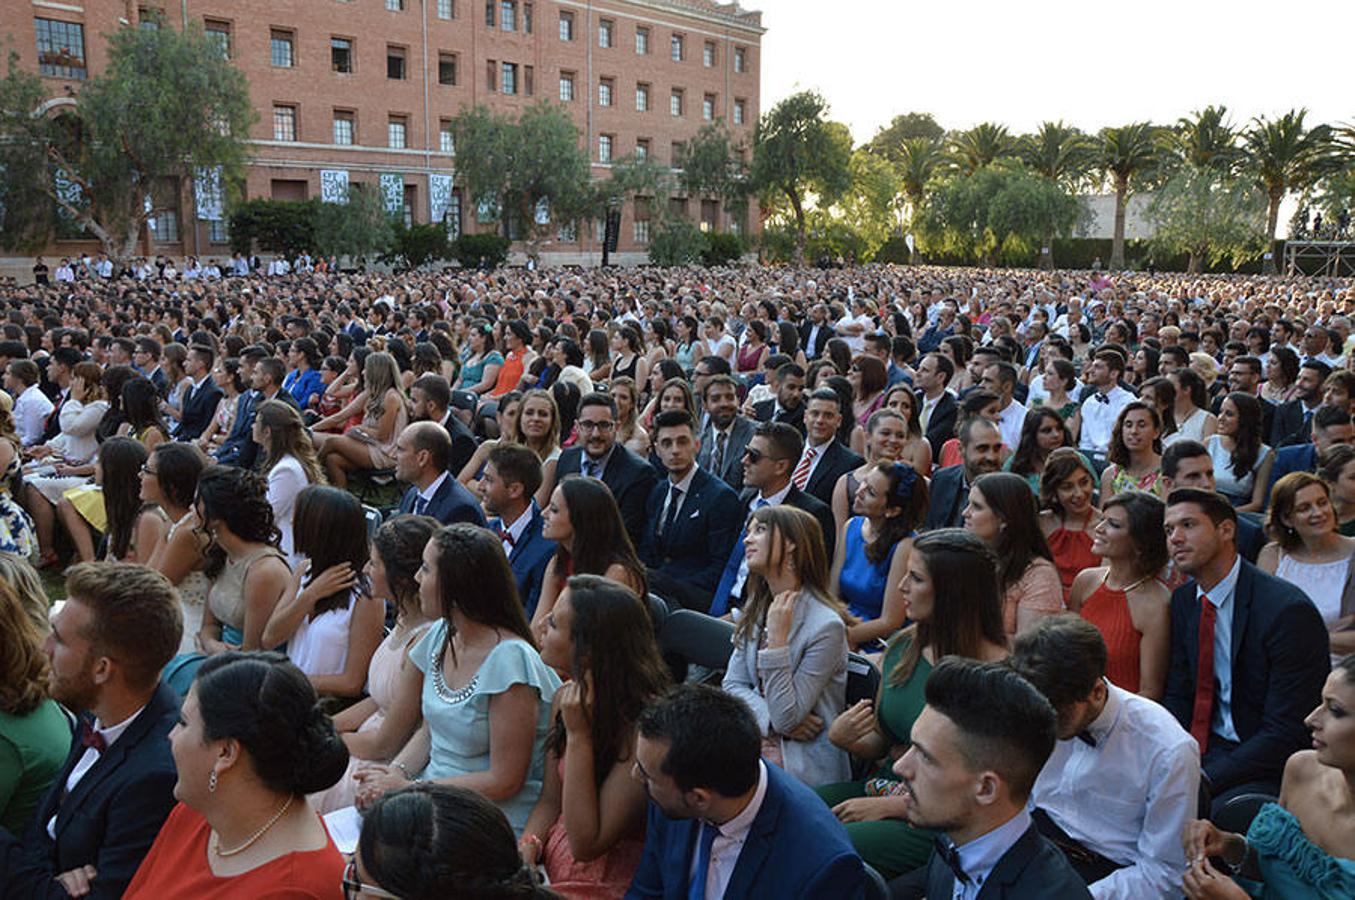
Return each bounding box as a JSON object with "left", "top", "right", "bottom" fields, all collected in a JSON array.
[{"left": 1, "top": 0, "right": 763, "bottom": 267}]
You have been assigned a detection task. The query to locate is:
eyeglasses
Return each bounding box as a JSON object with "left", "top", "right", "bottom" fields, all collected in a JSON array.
[
  {"left": 576, "top": 420, "right": 616, "bottom": 432},
  {"left": 741, "top": 447, "right": 788, "bottom": 465},
  {"left": 343, "top": 858, "right": 401, "bottom": 899},
  {"left": 139, "top": 464, "right": 158, "bottom": 476}
]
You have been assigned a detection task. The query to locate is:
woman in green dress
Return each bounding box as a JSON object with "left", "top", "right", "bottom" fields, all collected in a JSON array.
[{"left": 814, "top": 529, "right": 1009, "bottom": 879}]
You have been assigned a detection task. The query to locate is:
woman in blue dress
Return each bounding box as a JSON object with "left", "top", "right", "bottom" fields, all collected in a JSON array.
[
  {"left": 830, "top": 461, "right": 928, "bottom": 652},
  {"left": 355, "top": 523, "right": 559, "bottom": 835},
  {"left": 1182, "top": 654, "right": 1355, "bottom": 898}
]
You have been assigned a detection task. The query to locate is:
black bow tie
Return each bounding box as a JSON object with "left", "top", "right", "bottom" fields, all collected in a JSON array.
[
  {"left": 1076, "top": 730, "right": 1097, "bottom": 748},
  {"left": 1095, "top": 393, "right": 1110, "bottom": 404},
  {"left": 934, "top": 837, "right": 970, "bottom": 885}
]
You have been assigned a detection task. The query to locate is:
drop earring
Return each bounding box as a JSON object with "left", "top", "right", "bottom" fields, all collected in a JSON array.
[{"left": 208, "top": 770, "right": 218, "bottom": 793}]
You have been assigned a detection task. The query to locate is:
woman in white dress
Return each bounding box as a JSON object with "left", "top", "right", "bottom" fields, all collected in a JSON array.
[{"left": 253, "top": 399, "right": 324, "bottom": 567}]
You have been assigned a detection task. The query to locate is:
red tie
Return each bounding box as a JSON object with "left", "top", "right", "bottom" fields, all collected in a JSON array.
[
  {"left": 494, "top": 525, "right": 515, "bottom": 547},
  {"left": 1190, "top": 594, "right": 1217, "bottom": 750},
  {"left": 792, "top": 447, "right": 817, "bottom": 490}
]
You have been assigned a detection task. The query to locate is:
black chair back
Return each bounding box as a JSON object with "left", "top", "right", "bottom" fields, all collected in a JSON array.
[
  {"left": 861, "top": 861, "right": 890, "bottom": 900},
  {"left": 658, "top": 609, "right": 735, "bottom": 684},
  {"left": 1213, "top": 792, "right": 1277, "bottom": 835},
  {"left": 846, "top": 652, "right": 881, "bottom": 707}
]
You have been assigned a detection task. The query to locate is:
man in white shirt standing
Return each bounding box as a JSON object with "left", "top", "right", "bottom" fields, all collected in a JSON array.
[
  {"left": 980, "top": 360, "right": 1027, "bottom": 451},
  {"left": 1012, "top": 616, "right": 1199, "bottom": 899},
  {"left": 5, "top": 359, "right": 54, "bottom": 446},
  {"left": 1078, "top": 349, "right": 1134, "bottom": 464}
]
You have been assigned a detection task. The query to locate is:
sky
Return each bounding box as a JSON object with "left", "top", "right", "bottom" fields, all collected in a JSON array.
[{"left": 758, "top": 0, "right": 1355, "bottom": 146}]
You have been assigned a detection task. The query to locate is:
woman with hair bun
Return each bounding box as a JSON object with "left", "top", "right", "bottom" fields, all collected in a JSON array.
[
  {"left": 352, "top": 783, "right": 558, "bottom": 900},
  {"left": 124, "top": 652, "right": 349, "bottom": 897}
]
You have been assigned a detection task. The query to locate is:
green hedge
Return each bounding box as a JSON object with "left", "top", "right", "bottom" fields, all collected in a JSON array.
[{"left": 451, "top": 233, "right": 511, "bottom": 269}]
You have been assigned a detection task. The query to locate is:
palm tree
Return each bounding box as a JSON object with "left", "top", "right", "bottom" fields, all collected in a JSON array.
[
  {"left": 894, "top": 137, "right": 947, "bottom": 263},
  {"left": 1170, "top": 105, "right": 1242, "bottom": 173},
  {"left": 949, "top": 122, "right": 1015, "bottom": 176},
  {"left": 1096, "top": 122, "right": 1162, "bottom": 269},
  {"left": 1019, "top": 122, "right": 1094, "bottom": 268},
  {"left": 1243, "top": 109, "right": 1336, "bottom": 271}
]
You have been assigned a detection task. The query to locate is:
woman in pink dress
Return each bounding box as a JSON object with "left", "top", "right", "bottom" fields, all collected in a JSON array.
[{"left": 519, "top": 575, "right": 671, "bottom": 898}]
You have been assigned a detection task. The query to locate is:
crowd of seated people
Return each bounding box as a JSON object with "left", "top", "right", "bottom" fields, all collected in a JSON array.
[{"left": 2, "top": 260, "right": 1355, "bottom": 897}]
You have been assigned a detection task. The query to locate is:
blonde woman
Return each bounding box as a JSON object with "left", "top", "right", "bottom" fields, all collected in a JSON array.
[
  {"left": 610, "top": 376, "right": 650, "bottom": 455},
  {"left": 459, "top": 389, "right": 562, "bottom": 508},
  {"left": 313, "top": 351, "right": 409, "bottom": 489},
  {"left": 254, "top": 399, "right": 326, "bottom": 565}
]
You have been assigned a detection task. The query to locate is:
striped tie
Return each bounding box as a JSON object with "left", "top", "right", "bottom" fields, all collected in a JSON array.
[{"left": 791, "top": 447, "right": 817, "bottom": 490}]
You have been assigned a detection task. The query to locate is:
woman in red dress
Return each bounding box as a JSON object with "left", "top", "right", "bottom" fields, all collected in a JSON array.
[{"left": 1038, "top": 447, "right": 1102, "bottom": 600}]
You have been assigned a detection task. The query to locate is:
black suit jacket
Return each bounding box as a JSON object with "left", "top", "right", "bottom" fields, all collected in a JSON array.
[
  {"left": 639, "top": 467, "right": 741, "bottom": 610},
  {"left": 697, "top": 415, "right": 757, "bottom": 491},
  {"left": 922, "top": 821, "right": 1092, "bottom": 900},
  {"left": 398, "top": 473, "right": 487, "bottom": 526},
  {"left": 1269, "top": 399, "right": 1310, "bottom": 448},
  {"left": 557, "top": 443, "right": 658, "bottom": 548},
  {"left": 802, "top": 440, "right": 864, "bottom": 508},
  {"left": 39, "top": 391, "right": 67, "bottom": 443},
  {"left": 439, "top": 410, "right": 479, "bottom": 477},
  {"left": 177, "top": 378, "right": 222, "bottom": 441},
  {"left": 924, "top": 465, "right": 968, "bottom": 531},
  {"left": 0, "top": 682, "right": 180, "bottom": 899},
  {"left": 921, "top": 391, "right": 958, "bottom": 458},
  {"left": 1162, "top": 558, "right": 1330, "bottom": 793},
  {"left": 799, "top": 320, "right": 832, "bottom": 360},
  {"left": 753, "top": 398, "right": 806, "bottom": 434}
]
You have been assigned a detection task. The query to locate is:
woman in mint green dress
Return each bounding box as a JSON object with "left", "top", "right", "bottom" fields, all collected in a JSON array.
[
  {"left": 1183, "top": 655, "right": 1355, "bottom": 899},
  {"left": 356, "top": 523, "right": 559, "bottom": 835}
]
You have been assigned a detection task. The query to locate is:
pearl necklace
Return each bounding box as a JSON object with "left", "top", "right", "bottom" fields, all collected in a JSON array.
[{"left": 213, "top": 795, "right": 294, "bottom": 857}]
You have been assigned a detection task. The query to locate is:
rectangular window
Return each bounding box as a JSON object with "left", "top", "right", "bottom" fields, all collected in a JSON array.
[
  {"left": 332, "top": 111, "right": 354, "bottom": 145},
  {"left": 598, "top": 19, "right": 613, "bottom": 48},
  {"left": 387, "top": 46, "right": 406, "bottom": 80},
  {"left": 204, "top": 20, "right": 231, "bottom": 59},
  {"left": 671, "top": 141, "right": 684, "bottom": 166},
  {"left": 701, "top": 199, "right": 719, "bottom": 232},
  {"left": 485, "top": 1, "right": 494, "bottom": 27},
  {"left": 733, "top": 99, "right": 745, "bottom": 125},
  {"left": 385, "top": 0, "right": 404, "bottom": 10},
  {"left": 270, "top": 29, "right": 294, "bottom": 67},
  {"left": 670, "top": 34, "right": 683, "bottom": 61},
  {"left": 598, "top": 78, "right": 612, "bottom": 107},
  {"left": 635, "top": 83, "right": 649, "bottom": 112},
  {"left": 445, "top": 191, "right": 462, "bottom": 238},
  {"left": 436, "top": 0, "right": 454, "bottom": 19},
  {"left": 499, "top": 1, "right": 515, "bottom": 31},
  {"left": 703, "top": 41, "right": 715, "bottom": 67},
  {"left": 558, "top": 11, "right": 573, "bottom": 40},
  {"left": 670, "top": 89, "right": 683, "bottom": 117},
  {"left": 524, "top": 65, "right": 534, "bottom": 96},
  {"left": 598, "top": 134, "right": 612, "bottom": 163},
  {"left": 331, "top": 37, "right": 353, "bottom": 73},
  {"left": 273, "top": 105, "right": 297, "bottom": 141},
  {"left": 523, "top": 3, "right": 532, "bottom": 33},
  {"left": 150, "top": 209, "right": 179, "bottom": 243},
  {"left": 669, "top": 197, "right": 688, "bottom": 219},
  {"left": 557, "top": 219, "right": 577, "bottom": 242},
  {"left": 635, "top": 27, "right": 649, "bottom": 54},
  {"left": 559, "top": 72, "right": 574, "bottom": 102},
  {"left": 734, "top": 47, "right": 746, "bottom": 72},
  {"left": 635, "top": 138, "right": 650, "bottom": 161},
  {"left": 486, "top": 59, "right": 496, "bottom": 91},
  {"left": 139, "top": 8, "right": 161, "bottom": 31},
  {"left": 35, "top": 18, "right": 87, "bottom": 80},
  {"left": 501, "top": 62, "right": 516, "bottom": 95},
  {"left": 388, "top": 117, "right": 407, "bottom": 149},
  {"left": 703, "top": 94, "right": 715, "bottom": 121},
  {"left": 634, "top": 219, "right": 650, "bottom": 244},
  {"left": 439, "top": 120, "right": 455, "bottom": 153},
  {"left": 438, "top": 52, "right": 457, "bottom": 85},
  {"left": 208, "top": 219, "right": 229, "bottom": 243}
]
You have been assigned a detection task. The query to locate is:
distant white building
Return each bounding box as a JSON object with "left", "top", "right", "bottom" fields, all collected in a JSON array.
[{"left": 1076, "top": 193, "right": 1157, "bottom": 240}]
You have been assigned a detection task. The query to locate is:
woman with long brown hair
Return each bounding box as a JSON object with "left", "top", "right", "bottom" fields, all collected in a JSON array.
[
  {"left": 312, "top": 351, "right": 409, "bottom": 489},
  {"left": 252, "top": 399, "right": 324, "bottom": 563},
  {"left": 966, "top": 471, "right": 1064, "bottom": 636}
]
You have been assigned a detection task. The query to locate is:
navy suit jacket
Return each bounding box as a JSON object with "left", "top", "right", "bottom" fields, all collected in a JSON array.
[
  {"left": 1263, "top": 443, "right": 1317, "bottom": 510},
  {"left": 801, "top": 440, "right": 864, "bottom": 509},
  {"left": 399, "top": 473, "right": 487, "bottom": 527},
  {"left": 924, "top": 465, "right": 968, "bottom": 531},
  {"left": 177, "top": 377, "right": 222, "bottom": 441},
  {"left": 800, "top": 321, "right": 832, "bottom": 360},
  {"left": 0, "top": 682, "right": 180, "bottom": 899},
  {"left": 1269, "top": 399, "right": 1310, "bottom": 448},
  {"left": 215, "top": 388, "right": 299, "bottom": 469},
  {"left": 439, "top": 410, "right": 479, "bottom": 477},
  {"left": 625, "top": 763, "right": 865, "bottom": 900},
  {"left": 753, "top": 399, "right": 805, "bottom": 434},
  {"left": 557, "top": 443, "right": 658, "bottom": 548},
  {"left": 921, "top": 821, "right": 1091, "bottom": 900},
  {"left": 1162, "top": 558, "right": 1329, "bottom": 793},
  {"left": 696, "top": 415, "right": 757, "bottom": 492},
  {"left": 491, "top": 504, "right": 556, "bottom": 618},
  {"left": 639, "top": 467, "right": 741, "bottom": 610}
]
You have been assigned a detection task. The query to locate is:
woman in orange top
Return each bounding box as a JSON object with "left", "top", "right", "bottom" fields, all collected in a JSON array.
[
  {"left": 124, "top": 652, "right": 349, "bottom": 899},
  {"left": 493, "top": 320, "right": 535, "bottom": 397}
]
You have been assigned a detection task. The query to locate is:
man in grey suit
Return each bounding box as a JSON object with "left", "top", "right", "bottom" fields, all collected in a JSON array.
[{"left": 696, "top": 374, "right": 756, "bottom": 491}]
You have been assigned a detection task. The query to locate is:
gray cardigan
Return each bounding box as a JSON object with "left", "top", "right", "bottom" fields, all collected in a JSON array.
[{"left": 722, "top": 589, "right": 852, "bottom": 787}]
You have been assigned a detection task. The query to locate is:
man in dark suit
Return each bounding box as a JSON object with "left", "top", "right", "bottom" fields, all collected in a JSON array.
[
  {"left": 0, "top": 563, "right": 183, "bottom": 899},
  {"left": 924, "top": 418, "right": 1004, "bottom": 530},
  {"left": 1162, "top": 488, "right": 1329, "bottom": 817},
  {"left": 638, "top": 409, "right": 741, "bottom": 612},
  {"left": 915, "top": 353, "right": 958, "bottom": 458},
  {"left": 710, "top": 423, "right": 836, "bottom": 616},
  {"left": 1160, "top": 442, "right": 1266, "bottom": 562},
  {"left": 133, "top": 337, "right": 168, "bottom": 398},
  {"left": 1269, "top": 360, "right": 1328, "bottom": 447},
  {"left": 394, "top": 421, "right": 486, "bottom": 526},
  {"left": 556, "top": 392, "right": 657, "bottom": 548},
  {"left": 215, "top": 353, "right": 298, "bottom": 469},
  {"left": 39, "top": 347, "right": 81, "bottom": 443},
  {"left": 626, "top": 684, "right": 865, "bottom": 900},
  {"left": 892, "top": 657, "right": 1091, "bottom": 900},
  {"left": 752, "top": 362, "right": 807, "bottom": 434},
  {"left": 696, "top": 374, "right": 756, "bottom": 491},
  {"left": 800, "top": 303, "right": 833, "bottom": 360},
  {"left": 1263, "top": 404, "right": 1354, "bottom": 508},
  {"left": 175, "top": 345, "right": 222, "bottom": 441},
  {"left": 480, "top": 444, "right": 555, "bottom": 618},
  {"left": 410, "top": 373, "right": 478, "bottom": 477},
  {"left": 796, "top": 389, "right": 865, "bottom": 507}
]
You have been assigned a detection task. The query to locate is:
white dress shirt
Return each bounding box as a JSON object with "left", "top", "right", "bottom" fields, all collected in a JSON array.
[
  {"left": 498, "top": 502, "right": 534, "bottom": 557},
  {"left": 995, "top": 399, "right": 1027, "bottom": 451},
  {"left": 1200, "top": 554, "right": 1242, "bottom": 742},
  {"left": 414, "top": 471, "right": 450, "bottom": 514},
  {"left": 691, "top": 760, "right": 769, "bottom": 899},
  {"left": 950, "top": 807, "right": 1033, "bottom": 900},
  {"left": 1078, "top": 385, "right": 1133, "bottom": 455},
  {"left": 13, "top": 383, "right": 55, "bottom": 446},
  {"left": 794, "top": 439, "right": 833, "bottom": 487},
  {"left": 1032, "top": 682, "right": 1200, "bottom": 899},
  {"left": 48, "top": 705, "right": 147, "bottom": 837}
]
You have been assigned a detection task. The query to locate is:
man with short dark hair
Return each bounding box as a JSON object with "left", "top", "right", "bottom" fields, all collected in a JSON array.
[
  {"left": 1078, "top": 350, "right": 1134, "bottom": 462},
  {"left": 556, "top": 392, "right": 657, "bottom": 546},
  {"left": 1270, "top": 359, "right": 1330, "bottom": 447},
  {"left": 915, "top": 353, "right": 957, "bottom": 458},
  {"left": 696, "top": 375, "right": 755, "bottom": 490},
  {"left": 1011, "top": 616, "right": 1199, "bottom": 898},
  {"left": 132, "top": 337, "right": 166, "bottom": 397},
  {"left": 7, "top": 359, "right": 53, "bottom": 447},
  {"left": 925, "top": 418, "right": 1003, "bottom": 530},
  {"left": 627, "top": 684, "right": 865, "bottom": 899},
  {"left": 394, "top": 421, "right": 485, "bottom": 526},
  {"left": 980, "top": 361, "right": 1025, "bottom": 450},
  {"left": 410, "top": 373, "right": 476, "bottom": 475},
  {"left": 1160, "top": 441, "right": 1264, "bottom": 561},
  {"left": 481, "top": 443, "right": 553, "bottom": 617},
  {"left": 214, "top": 350, "right": 297, "bottom": 468},
  {"left": 1219, "top": 355, "right": 1275, "bottom": 438},
  {"left": 175, "top": 345, "right": 221, "bottom": 441},
  {"left": 1264, "top": 403, "right": 1354, "bottom": 506},
  {"left": 39, "top": 346, "right": 82, "bottom": 442},
  {"left": 792, "top": 389, "right": 864, "bottom": 507},
  {"left": 1162, "top": 488, "right": 1329, "bottom": 816},
  {"left": 0, "top": 563, "right": 183, "bottom": 899},
  {"left": 638, "top": 409, "right": 740, "bottom": 611},
  {"left": 892, "top": 657, "right": 1088, "bottom": 898},
  {"left": 752, "top": 362, "right": 806, "bottom": 433}
]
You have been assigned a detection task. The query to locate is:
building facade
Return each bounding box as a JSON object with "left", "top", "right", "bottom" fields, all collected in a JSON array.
[{"left": 2, "top": 0, "right": 763, "bottom": 265}]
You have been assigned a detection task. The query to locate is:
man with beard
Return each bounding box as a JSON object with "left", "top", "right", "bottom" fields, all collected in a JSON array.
[
  {"left": 924, "top": 418, "right": 1003, "bottom": 530},
  {"left": 1, "top": 563, "right": 182, "bottom": 899},
  {"left": 696, "top": 375, "right": 756, "bottom": 491},
  {"left": 1270, "top": 360, "right": 1330, "bottom": 447}
]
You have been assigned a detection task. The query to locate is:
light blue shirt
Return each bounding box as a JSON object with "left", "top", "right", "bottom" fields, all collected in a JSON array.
[
  {"left": 1198, "top": 553, "right": 1242, "bottom": 743},
  {"left": 950, "top": 807, "right": 1032, "bottom": 900}
]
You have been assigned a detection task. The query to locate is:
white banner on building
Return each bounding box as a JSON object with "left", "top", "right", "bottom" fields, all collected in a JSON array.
[
  {"left": 195, "top": 166, "right": 224, "bottom": 220},
  {"left": 380, "top": 173, "right": 403, "bottom": 216},
  {"left": 53, "top": 168, "right": 83, "bottom": 219},
  {"left": 428, "top": 173, "right": 453, "bottom": 224},
  {"left": 320, "top": 169, "right": 350, "bottom": 204},
  {"left": 534, "top": 198, "right": 550, "bottom": 226}
]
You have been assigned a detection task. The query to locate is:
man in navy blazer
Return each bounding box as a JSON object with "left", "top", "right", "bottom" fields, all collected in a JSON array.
[
  {"left": 1160, "top": 441, "right": 1266, "bottom": 563},
  {"left": 1161, "top": 489, "right": 1329, "bottom": 816},
  {"left": 214, "top": 355, "right": 298, "bottom": 469},
  {"left": 797, "top": 390, "right": 865, "bottom": 508},
  {"left": 626, "top": 684, "right": 865, "bottom": 900},
  {"left": 557, "top": 392, "right": 658, "bottom": 548},
  {"left": 480, "top": 444, "right": 555, "bottom": 618},
  {"left": 923, "top": 418, "right": 1004, "bottom": 531},
  {"left": 639, "top": 409, "right": 740, "bottom": 612},
  {"left": 751, "top": 363, "right": 807, "bottom": 436},
  {"left": 394, "top": 422, "right": 486, "bottom": 526},
  {"left": 1262, "top": 404, "right": 1354, "bottom": 508},
  {"left": 1, "top": 563, "right": 183, "bottom": 899},
  {"left": 175, "top": 345, "right": 222, "bottom": 441}
]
